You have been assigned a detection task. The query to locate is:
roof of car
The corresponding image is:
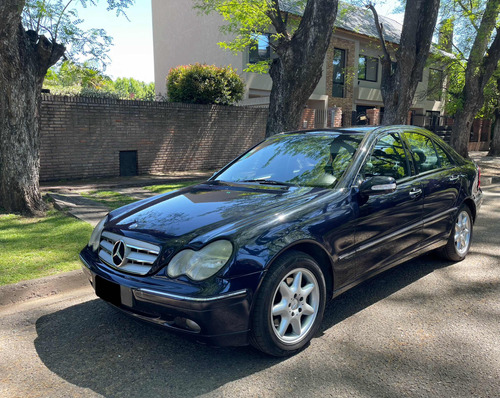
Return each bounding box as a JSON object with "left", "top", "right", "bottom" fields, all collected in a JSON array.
[{"left": 280, "top": 127, "right": 379, "bottom": 136}]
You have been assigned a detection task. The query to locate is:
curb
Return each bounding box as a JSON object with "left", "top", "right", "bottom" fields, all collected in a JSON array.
[
  {"left": 482, "top": 176, "right": 500, "bottom": 186},
  {"left": 0, "top": 270, "right": 90, "bottom": 307}
]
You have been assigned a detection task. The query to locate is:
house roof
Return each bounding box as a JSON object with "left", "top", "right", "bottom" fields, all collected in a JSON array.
[
  {"left": 280, "top": 1, "right": 454, "bottom": 58},
  {"left": 280, "top": 1, "right": 403, "bottom": 44}
]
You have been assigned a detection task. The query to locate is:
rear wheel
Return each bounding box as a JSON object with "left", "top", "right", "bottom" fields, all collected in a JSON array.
[
  {"left": 250, "top": 251, "right": 326, "bottom": 357},
  {"left": 440, "top": 205, "right": 473, "bottom": 261}
]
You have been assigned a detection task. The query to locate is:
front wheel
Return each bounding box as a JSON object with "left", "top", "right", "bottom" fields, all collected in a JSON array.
[
  {"left": 250, "top": 251, "right": 326, "bottom": 357},
  {"left": 440, "top": 205, "right": 473, "bottom": 261}
]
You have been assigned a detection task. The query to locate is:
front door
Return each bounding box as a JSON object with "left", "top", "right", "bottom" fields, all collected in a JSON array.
[{"left": 351, "top": 131, "right": 424, "bottom": 277}]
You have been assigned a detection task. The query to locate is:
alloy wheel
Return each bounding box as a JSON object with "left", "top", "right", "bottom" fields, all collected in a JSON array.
[{"left": 270, "top": 268, "right": 320, "bottom": 344}]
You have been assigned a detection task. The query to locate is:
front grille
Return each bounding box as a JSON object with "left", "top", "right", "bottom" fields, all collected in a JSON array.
[{"left": 98, "top": 231, "right": 160, "bottom": 275}]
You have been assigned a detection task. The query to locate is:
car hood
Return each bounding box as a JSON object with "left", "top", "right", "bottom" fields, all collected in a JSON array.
[{"left": 105, "top": 181, "right": 332, "bottom": 247}]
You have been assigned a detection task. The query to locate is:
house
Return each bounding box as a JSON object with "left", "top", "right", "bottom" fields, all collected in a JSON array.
[{"left": 152, "top": 1, "right": 450, "bottom": 127}]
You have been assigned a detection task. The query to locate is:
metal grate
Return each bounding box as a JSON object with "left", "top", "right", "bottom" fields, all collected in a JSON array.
[{"left": 98, "top": 231, "right": 160, "bottom": 275}]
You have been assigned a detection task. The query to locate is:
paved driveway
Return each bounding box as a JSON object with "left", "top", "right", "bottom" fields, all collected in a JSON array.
[{"left": 1, "top": 184, "right": 499, "bottom": 398}]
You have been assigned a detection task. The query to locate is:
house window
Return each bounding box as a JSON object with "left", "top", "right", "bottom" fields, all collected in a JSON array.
[
  {"left": 358, "top": 55, "right": 378, "bottom": 82},
  {"left": 427, "top": 69, "right": 443, "bottom": 101},
  {"left": 332, "top": 48, "right": 346, "bottom": 98},
  {"left": 249, "top": 34, "right": 271, "bottom": 64}
]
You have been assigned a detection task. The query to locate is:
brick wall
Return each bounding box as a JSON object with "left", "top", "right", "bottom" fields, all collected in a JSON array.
[
  {"left": 40, "top": 96, "right": 267, "bottom": 181},
  {"left": 325, "top": 36, "right": 356, "bottom": 125}
]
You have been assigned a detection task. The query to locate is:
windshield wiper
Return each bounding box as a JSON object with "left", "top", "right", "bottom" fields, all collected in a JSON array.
[{"left": 241, "top": 179, "right": 292, "bottom": 186}]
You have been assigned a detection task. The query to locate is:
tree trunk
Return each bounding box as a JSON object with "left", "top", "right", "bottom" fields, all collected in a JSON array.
[
  {"left": 370, "top": 0, "right": 440, "bottom": 125},
  {"left": 0, "top": 1, "right": 65, "bottom": 215},
  {"left": 488, "top": 107, "right": 500, "bottom": 156},
  {"left": 449, "top": 0, "right": 500, "bottom": 158},
  {"left": 266, "top": 0, "right": 338, "bottom": 136}
]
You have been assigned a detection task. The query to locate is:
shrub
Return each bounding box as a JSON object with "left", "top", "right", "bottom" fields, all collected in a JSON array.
[{"left": 167, "top": 63, "right": 244, "bottom": 105}]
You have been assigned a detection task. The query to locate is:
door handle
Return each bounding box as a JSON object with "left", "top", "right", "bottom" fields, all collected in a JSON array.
[
  {"left": 449, "top": 174, "right": 460, "bottom": 182},
  {"left": 409, "top": 188, "right": 422, "bottom": 199}
]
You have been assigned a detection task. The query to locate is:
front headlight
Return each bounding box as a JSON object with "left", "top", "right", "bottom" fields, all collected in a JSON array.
[
  {"left": 88, "top": 215, "right": 108, "bottom": 252},
  {"left": 167, "top": 240, "right": 233, "bottom": 281}
]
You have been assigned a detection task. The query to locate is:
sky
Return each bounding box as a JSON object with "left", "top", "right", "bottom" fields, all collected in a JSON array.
[
  {"left": 74, "top": 1, "right": 404, "bottom": 84},
  {"left": 75, "top": 0, "right": 155, "bottom": 83}
]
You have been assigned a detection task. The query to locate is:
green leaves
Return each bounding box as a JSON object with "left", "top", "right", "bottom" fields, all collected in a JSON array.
[
  {"left": 22, "top": 0, "right": 133, "bottom": 70},
  {"left": 43, "top": 61, "right": 156, "bottom": 100},
  {"left": 167, "top": 63, "right": 245, "bottom": 105}
]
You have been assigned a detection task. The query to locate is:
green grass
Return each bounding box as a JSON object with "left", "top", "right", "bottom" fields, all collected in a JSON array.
[
  {"left": 0, "top": 209, "right": 93, "bottom": 286},
  {"left": 80, "top": 190, "right": 137, "bottom": 210},
  {"left": 144, "top": 180, "right": 201, "bottom": 194}
]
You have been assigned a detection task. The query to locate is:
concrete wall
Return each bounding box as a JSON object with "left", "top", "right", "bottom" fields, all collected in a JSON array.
[
  {"left": 152, "top": 0, "right": 244, "bottom": 96},
  {"left": 39, "top": 96, "right": 267, "bottom": 181}
]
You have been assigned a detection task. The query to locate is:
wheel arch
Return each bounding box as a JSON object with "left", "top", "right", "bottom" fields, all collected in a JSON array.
[
  {"left": 463, "top": 198, "right": 477, "bottom": 222},
  {"left": 266, "top": 240, "right": 335, "bottom": 299}
]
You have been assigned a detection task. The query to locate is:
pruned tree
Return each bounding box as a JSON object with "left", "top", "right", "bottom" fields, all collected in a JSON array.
[
  {"left": 368, "top": 0, "right": 441, "bottom": 124},
  {"left": 196, "top": 0, "right": 339, "bottom": 136},
  {"left": 0, "top": 0, "right": 132, "bottom": 215},
  {"left": 447, "top": 0, "right": 500, "bottom": 157}
]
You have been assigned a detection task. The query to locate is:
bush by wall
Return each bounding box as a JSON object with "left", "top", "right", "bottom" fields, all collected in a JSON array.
[{"left": 167, "top": 63, "right": 244, "bottom": 105}]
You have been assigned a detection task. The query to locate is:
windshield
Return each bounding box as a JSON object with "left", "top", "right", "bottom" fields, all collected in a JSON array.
[{"left": 214, "top": 133, "right": 362, "bottom": 188}]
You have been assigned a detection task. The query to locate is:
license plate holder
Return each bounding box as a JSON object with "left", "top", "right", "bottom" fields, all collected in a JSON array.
[{"left": 95, "top": 276, "right": 121, "bottom": 307}]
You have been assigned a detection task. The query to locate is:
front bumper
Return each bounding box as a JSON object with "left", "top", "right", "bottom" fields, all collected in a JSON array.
[{"left": 80, "top": 247, "right": 253, "bottom": 347}]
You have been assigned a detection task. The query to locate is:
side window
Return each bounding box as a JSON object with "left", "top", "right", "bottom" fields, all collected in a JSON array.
[
  {"left": 362, "top": 133, "right": 410, "bottom": 181},
  {"left": 434, "top": 143, "right": 453, "bottom": 168},
  {"left": 404, "top": 133, "right": 440, "bottom": 173}
]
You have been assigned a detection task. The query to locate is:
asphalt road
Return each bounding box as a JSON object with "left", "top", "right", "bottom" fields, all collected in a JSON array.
[{"left": 1, "top": 185, "right": 499, "bottom": 398}]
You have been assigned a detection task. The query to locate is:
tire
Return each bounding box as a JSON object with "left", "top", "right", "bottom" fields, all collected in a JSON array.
[
  {"left": 250, "top": 251, "right": 326, "bottom": 357},
  {"left": 440, "top": 205, "right": 473, "bottom": 261}
]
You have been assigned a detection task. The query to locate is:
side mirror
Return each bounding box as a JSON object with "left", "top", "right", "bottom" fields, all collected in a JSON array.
[{"left": 359, "top": 176, "right": 397, "bottom": 196}]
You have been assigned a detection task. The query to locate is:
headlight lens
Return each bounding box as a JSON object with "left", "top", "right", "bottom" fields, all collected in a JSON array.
[
  {"left": 167, "top": 240, "right": 233, "bottom": 281},
  {"left": 88, "top": 215, "right": 108, "bottom": 252}
]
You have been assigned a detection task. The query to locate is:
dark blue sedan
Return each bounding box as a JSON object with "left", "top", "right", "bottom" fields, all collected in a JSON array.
[{"left": 80, "top": 126, "right": 483, "bottom": 356}]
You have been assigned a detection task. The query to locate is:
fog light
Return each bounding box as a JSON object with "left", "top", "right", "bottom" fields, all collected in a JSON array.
[{"left": 185, "top": 319, "right": 201, "bottom": 333}]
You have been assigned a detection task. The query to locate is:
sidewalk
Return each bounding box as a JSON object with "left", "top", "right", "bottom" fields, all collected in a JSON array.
[
  {"left": 40, "top": 170, "right": 214, "bottom": 193},
  {"left": 470, "top": 151, "right": 500, "bottom": 184},
  {"left": 43, "top": 171, "right": 213, "bottom": 226}
]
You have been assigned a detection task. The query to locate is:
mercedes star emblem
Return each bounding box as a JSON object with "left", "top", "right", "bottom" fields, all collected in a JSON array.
[{"left": 112, "top": 240, "right": 126, "bottom": 267}]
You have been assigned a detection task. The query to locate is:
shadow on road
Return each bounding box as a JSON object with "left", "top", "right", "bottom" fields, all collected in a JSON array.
[{"left": 34, "top": 252, "right": 456, "bottom": 398}]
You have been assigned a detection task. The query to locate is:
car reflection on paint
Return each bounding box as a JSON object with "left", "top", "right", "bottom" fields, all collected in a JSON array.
[{"left": 80, "top": 126, "right": 482, "bottom": 356}]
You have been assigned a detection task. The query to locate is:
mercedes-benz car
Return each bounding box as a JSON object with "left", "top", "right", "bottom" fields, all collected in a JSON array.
[{"left": 80, "top": 126, "right": 483, "bottom": 356}]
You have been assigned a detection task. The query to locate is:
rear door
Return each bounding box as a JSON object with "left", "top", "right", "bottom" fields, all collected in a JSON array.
[{"left": 402, "top": 132, "right": 460, "bottom": 245}]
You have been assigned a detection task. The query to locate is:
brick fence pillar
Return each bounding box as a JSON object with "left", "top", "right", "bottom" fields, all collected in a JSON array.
[
  {"left": 329, "top": 107, "right": 342, "bottom": 127},
  {"left": 300, "top": 108, "right": 315, "bottom": 130},
  {"left": 407, "top": 111, "right": 413, "bottom": 125},
  {"left": 366, "top": 108, "right": 380, "bottom": 126}
]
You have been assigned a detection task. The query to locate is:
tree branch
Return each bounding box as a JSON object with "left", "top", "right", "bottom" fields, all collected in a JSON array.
[
  {"left": 367, "top": 4, "right": 392, "bottom": 63},
  {"left": 456, "top": 0, "right": 479, "bottom": 31},
  {"left": 266, "top": 0, "right": 288, "bottom": 38},
  {"left": 54, "top": 0, "right": 74, "bottom": 42}
]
